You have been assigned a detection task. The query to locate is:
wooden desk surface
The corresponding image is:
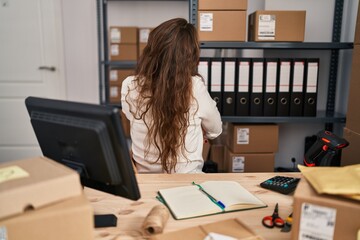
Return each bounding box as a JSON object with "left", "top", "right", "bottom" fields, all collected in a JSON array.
[{"left": 85, "top": 172, "right": 301, "bottom": 240}]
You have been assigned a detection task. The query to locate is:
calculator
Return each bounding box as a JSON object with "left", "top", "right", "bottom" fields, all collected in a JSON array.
[{"left": 260, "top": 176, "right": 300, "bottom": 194}]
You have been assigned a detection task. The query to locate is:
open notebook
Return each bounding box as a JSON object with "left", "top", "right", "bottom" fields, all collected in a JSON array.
[{"left": 157, "top": 181, "right": 267, "bottom": 220}]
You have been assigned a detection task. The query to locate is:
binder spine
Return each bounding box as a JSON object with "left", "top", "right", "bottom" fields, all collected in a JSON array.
[
  {"left": 276, "top": 59, "right": 292, "bottom": 116},
  {"left": 264, "top": 58, "right": 278, "bottom": 116},
  {"left": 209, "top": 58, "right": 223, "bottom": 114},
  {"left": 236, "top": 59, "right": 251, "bottom": 116},
  {"left": 290, "top": 59, "right": 306, "bottom": 116},
  {"left": 250, "top": 59, "right": 264, "bottom": 116},
  {"left": 303, "top": 59, "right": 320, "bottom": 116},
  {"left": 223, "top": 58, "right": 236, "bottom": 116}
]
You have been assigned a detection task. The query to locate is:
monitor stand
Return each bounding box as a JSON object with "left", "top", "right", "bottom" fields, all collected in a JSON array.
[{"left": 94, "top": 214, "right": 117, "bottom": 228}]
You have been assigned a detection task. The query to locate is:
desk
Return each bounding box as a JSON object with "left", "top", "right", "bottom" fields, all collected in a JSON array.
[{"left": 85, "top": 172, "right": 301, "bottom": 240}]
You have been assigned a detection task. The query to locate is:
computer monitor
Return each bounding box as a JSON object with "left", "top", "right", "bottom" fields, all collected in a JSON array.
[{"left": 25, "top": 96, "right": 141, "bottom": 202}]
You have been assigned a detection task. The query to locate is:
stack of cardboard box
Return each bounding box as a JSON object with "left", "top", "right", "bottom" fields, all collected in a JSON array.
[
  {"left": 224, "top": 123, "right": 278, "bottom": 172},
  {"left": 138, "top": 27, "right": 152, "bottom": 58},
  {"left": 197, "top": 0, "right": 247, "bottom": 41},
  {"left": 109, "top": 26, "right": 138, "bottom": 61},
  {"left": 109, "top": 68, "right": 134, "bottom": 104},
  {"left": 342, "top": 4, "right": 360, "bottom": 166},
  {"left": 0, "top": 157, "right": 94, "bottom": 240}
]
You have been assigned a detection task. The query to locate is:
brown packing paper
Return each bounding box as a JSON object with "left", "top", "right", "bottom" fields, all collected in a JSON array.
[
  {"left": 298, "top": 164, "right": 360, "bottom": 201},
  {"left": 142, "top": 205, "right": 170, "bottom": 235}
]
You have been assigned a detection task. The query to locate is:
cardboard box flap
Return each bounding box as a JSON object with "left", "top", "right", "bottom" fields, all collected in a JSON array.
[
  {"left": 150, "top": 218, "right": 263, "bottom": 240},
  {"left": 0, "top": 156, "right": 83, "bottom": 220}
]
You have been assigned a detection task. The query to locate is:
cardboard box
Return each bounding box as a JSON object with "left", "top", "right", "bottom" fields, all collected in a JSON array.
[
  {"left": 341, "top": 127, "right": 360, "bottom": 166},
  {"left": 0, "top": 194, "right": 94, "bottom": 240},
  {"left": 109, "top": 69, "right": 134, "bottom": 86},
  {"left": 345, "top": 45, "right": 360, "bottom": 133},
  {"left": 224, "top": 147, "right": 275, "bottom": 172},
  {"left": 109, "top": 85, "right": 121, "bottom": 104},
  {"left": 0, "top": 157, "right": 83, "bottom": 220},
  {"left": 210, "top": 144, "right": 225, "bottom": 172},
  {"left": 198, "top": 0, "right": 247, "bottom": 10},
  {"left": 292, "top": 178, "right": 360, "bottom": 240},
  {"left": 198, "top": 10, "right": 246, "bottom": 41},
  {"left": 109, "top": 26, "right": 138, "bottom": 44},
  {"left": 226, "top": 123, "right": 278, "bottom": 153},
  {"left": 150, "top": 218, "right": 263, "bottom": 240},
  {"left": 248, "top": 11, "right": 306, "bottom": 42},
  {"left": 110, "top": 43, "right": 138, "bottom": 61}
]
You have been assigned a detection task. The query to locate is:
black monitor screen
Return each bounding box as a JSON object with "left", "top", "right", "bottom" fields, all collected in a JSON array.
[{"left": 25, "top": 96, "right": 140, "bottom": 201}]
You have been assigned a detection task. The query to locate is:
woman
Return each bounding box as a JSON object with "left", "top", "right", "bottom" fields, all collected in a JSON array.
[{"left": 121, "top": 18, "right": 222, "bottom": 173}]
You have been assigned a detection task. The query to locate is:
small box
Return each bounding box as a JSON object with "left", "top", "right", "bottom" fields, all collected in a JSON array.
[
  {"left": 292, "top": 178, "right": 360, "bottom": 240},
  {"left": 109, "top": 69, "right": 134, "bottom": 86},
  {"left": 109, "top": 26, "right": 138, "bottom": 44},
  {"left": 0, "top": 194, "right": 94, "bottom": 240},
  {"left": 341, "top": 127, "right": 360, "bottom": 166},
  {"left": 345, "top": 45, "right": 360, "bottom": 133},
  {"left": 198, "top": 0, "right": 247, "bottom": 10},
  {"left": 0, "top": 157, "right": 83, "bottom": 220},
  {"left": 198, "top": 11, "right": 246, "bottom": 41},
  {"left": 110, "top": 44, "right": 138, "bottom": 61},
  {"left": 248, "top": 10, "right": 306, "bottom": 42},
  {"left": 224, "top": 147, "right": 275, "bottom": 172},
  {"left": 226, "top": 123, "right": 278, "bottom": 153}
]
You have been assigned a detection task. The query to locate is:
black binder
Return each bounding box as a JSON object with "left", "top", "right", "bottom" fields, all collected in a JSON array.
[
  {"left": 290, "top": 59, "right": 306, "bottom": 116},
  {"left": 198, "top": 58, "right": 210, "bottom": 88},
  {"left": 222, "top": 58, "right": 236, "bottom": 116},
  {"left": 236, "top": 59, "right": 251, "bottom": 116},
  {"left": 264, "top": 58, "right": 278, "bottom": 116},
  {"left": 209, "top": 59, "right": 223, "bottom": 114},
  {"left": 276, "top": 59, "right": 292, "bottom": 116},
  {"left": 250, "top": 59, "right": 264, "bottom": 116},
  {"left": 303, "top": 59, "right": 319, "bottom": 116}
]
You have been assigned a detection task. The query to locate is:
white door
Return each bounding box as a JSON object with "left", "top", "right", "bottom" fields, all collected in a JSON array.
[{"left": 0, "top": 0, "right": 66, "bottom": 162}]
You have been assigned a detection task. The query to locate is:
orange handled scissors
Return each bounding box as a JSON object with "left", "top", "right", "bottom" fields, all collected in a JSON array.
[{"left": 262, "top": 203, "right": 285, "bottom": 228}]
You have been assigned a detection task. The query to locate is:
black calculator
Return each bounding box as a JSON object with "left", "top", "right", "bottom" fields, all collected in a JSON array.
[{"left": 260, "top": 176, "right": 300, "bottom": 194}]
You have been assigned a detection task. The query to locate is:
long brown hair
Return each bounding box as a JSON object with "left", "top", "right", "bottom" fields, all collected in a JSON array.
[{"left": 127, "top": 18, "right": 200, "bottom": 173}]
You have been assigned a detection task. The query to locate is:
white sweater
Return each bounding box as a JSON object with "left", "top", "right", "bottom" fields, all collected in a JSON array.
[{"left": 121, "top": 75, "right": 222, "bottom": 173}]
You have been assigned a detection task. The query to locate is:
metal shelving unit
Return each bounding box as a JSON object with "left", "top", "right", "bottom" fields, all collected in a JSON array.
[{"left": 97, "top": 0, "right": 352, "bottom": 125}]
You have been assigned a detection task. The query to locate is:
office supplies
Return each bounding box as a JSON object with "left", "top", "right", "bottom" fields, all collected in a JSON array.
[
  {"left": 260, "top": 176, "right": 300, "bottom": 194},
  {"left": 192, "top": 181, "right": 225, "bottom": 209},
  {"left": 303, "top": 59, "right": 319, "bottom": 116},
  {"left": 250, "top": 59, "right": 264, "bottom": 116},
  {"left": 281, "top": 213, "right": 293, "bottom": 232},
  {"left": 276, "top": 59, "right": 292, "bottom": 116},
  {"left": 290, "top": 59, "right": 305, "bottom": 116},
  {"left": 264, "top": 58, "right": 278, "bottom": 116},
  {"left": 157, "top": 180, "right": 267, "bottom": 220},
  {"left": 262, "top": 203, "right": 285, "bottom": 228},
  {"left": 236, "top": 59, "right": 251, "bottom": 116},
  {"left": 210, "top": 59, "right": 223, "bottom": 113},
  {"left": 142, "top": 205, "right": 170, "bottom": 235},
  {"left": 304, "top": 130, "right": 349, "bottom": 167},
  {"left": 223, "top": 58, "right": 236, "bottom": 116}
]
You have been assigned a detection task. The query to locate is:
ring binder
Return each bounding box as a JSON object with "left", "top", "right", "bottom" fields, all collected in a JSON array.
[{"left": 236, "top": 59, "right": 251, "bottom": 116}]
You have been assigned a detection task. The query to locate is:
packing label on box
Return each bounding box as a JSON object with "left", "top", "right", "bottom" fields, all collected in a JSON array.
[
  {"left": 232, "top": 156, "right": 245, "bottom": 172},
  {"left": 299, "top": 203, "right": 336, "bottom": 240},
  {"left": 139, "top": 29, "right": 151, "bottom": 43},
  {"left": 110, "top": 44, "right": 119, "bottom": 56},
  {"left": 236, "top": 128, "right": 249, "bottom": 144},
  {"left": 0, "top": 226, "right": 7, "bottom": 240},
  {"left": 110, "top": 86, "right": 119, "bottom": 97},
  {"left": 199, "top": 13, "right": 213, "bottom": 32},
  {"left": 110, "top": 28, "right": 121, "bottom": 43},
  {"left": 110, "top": 70, "right": 118, "bottom": 81},
  {"left": 258, "top": 15, "right": 276, "bottom": 40}
]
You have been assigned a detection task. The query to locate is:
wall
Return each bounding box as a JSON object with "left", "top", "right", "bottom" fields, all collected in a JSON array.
[{"left": 61, "top": 0, "right": 359, "bottom": 169}]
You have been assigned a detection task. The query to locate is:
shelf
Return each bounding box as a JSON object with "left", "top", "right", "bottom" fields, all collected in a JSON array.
[
  {"left": 199, "top": 42, "right": 354, "bottom": 50},
  {"left": 221, "top": 111, "right": 346, "bottom": 124},
  {"left": 103, "top": 61, "right": 137, "bottom": 69}
]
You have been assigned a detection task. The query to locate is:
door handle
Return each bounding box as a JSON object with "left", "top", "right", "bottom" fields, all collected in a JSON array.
[{"left": 38, "top": 66, "right": 56, "bottom": 71}]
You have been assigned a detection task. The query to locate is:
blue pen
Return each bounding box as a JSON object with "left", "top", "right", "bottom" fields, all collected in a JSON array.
[{"left": 192, "top": 182, "right": 226, "bottom": 210}]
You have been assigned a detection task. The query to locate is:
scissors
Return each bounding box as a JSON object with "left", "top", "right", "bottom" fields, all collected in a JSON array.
[{"left": 262, "top": 203, "right": 285, "bottom": 228}]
